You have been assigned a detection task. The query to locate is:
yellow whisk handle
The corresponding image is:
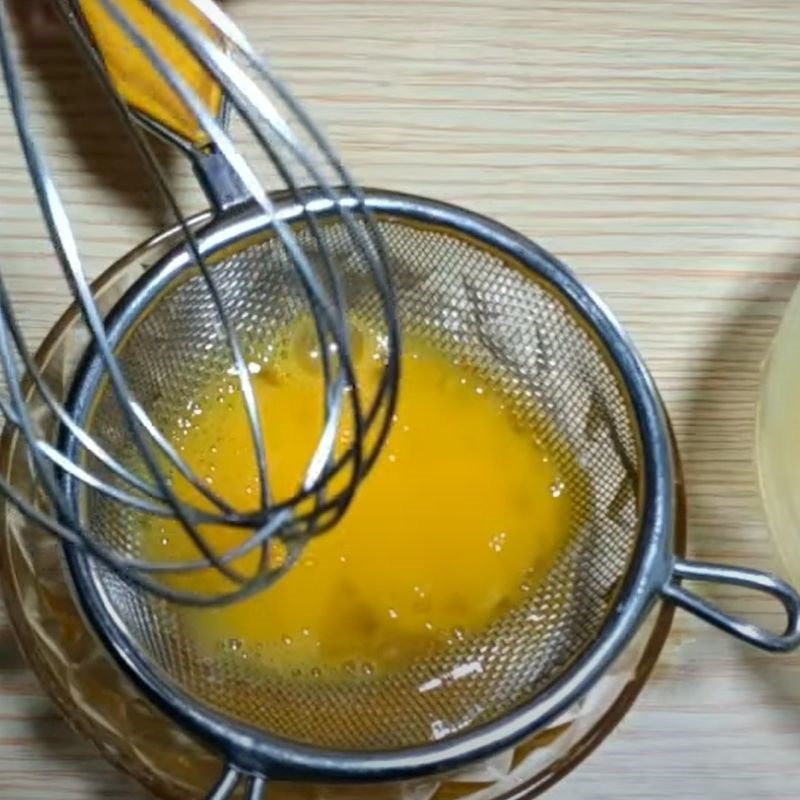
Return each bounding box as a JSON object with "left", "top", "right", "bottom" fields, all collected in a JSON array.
[{"left": 76, "top": 0, "right": 223, "bottom": 148}]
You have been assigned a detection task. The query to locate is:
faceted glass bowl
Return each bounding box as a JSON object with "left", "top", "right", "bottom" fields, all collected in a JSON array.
[{"left": 0, "top": 216, "right": 682, "bottom": 800}]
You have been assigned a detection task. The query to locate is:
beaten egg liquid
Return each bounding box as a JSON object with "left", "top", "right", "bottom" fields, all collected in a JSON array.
[{"left": 143, "top": 323, "right": 574, "bottom": 677}]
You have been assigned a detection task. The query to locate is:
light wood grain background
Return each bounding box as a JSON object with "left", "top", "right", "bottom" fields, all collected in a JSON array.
[{"left": 2, "top": 0, "right": 800, "bottom": 797}]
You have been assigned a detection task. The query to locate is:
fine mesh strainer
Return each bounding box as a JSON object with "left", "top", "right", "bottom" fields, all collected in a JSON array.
[{"left": 62, "top": 190, "right": 800, "bottom": 797}]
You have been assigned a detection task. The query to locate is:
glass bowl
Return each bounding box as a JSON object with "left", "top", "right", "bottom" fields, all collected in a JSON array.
[
  {"left": 0, "top": 217, "right": 684, "bottom": 800},
  {"left": 758, "top": 281, "right": 800, "bottom": 586}
]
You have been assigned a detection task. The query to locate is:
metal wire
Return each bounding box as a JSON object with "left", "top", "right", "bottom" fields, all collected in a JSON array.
[{"left": 0, "top": 0, "right": 400, "bottom": 605}]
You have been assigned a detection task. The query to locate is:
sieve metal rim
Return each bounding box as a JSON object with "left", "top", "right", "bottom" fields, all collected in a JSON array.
[
  {"left": 60, "top": 189, "right": 797, "bottom": 786},
  {"left": 59, "top": 188, "right": 675, "bottom": 781}
]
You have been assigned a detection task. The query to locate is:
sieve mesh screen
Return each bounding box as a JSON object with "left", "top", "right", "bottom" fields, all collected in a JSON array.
[{"left": 81, "top": 215, "right": 640, "bottom": 751}]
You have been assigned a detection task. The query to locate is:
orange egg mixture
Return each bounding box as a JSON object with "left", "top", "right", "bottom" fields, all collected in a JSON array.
[{"left": 143, "top": 323, "right": 574, "bottom": 677}]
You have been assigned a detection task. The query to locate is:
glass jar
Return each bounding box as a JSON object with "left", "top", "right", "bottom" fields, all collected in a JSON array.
[{"left": 758, "top": 283, "right": 800, "bottom": 585}]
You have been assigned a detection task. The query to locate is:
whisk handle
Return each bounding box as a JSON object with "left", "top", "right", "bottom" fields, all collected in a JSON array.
[
  {"left": 73, "top": 0, "right": 223, "bottom": 147},
  {"left": 207, "top": 765, "right": 267, "bottom": 799},
  {"left": 662, "top": 558, "right": 800, "bottom": 653}
]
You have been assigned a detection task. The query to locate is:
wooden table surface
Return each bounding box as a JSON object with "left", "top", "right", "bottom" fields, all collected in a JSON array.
[{"left": 2, "top": 1, "right": 800, "bottom": 797}]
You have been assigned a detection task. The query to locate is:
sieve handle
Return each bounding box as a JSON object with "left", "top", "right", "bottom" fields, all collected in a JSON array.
[
  {"left": 207, "top": 765, "right": 267, "bottom": 799},
  {"left": 662, "top": 558, "right": 800, "bottom": 653}
]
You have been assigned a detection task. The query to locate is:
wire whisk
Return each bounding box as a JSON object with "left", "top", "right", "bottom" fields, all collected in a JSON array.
[{"left": 0, "top": 0, "right": 400, "bottom": 605}]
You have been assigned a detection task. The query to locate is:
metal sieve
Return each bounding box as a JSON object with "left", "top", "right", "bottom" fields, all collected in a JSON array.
[{"left": 62, "top": 190, "right": 800, "bottom": 798}]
